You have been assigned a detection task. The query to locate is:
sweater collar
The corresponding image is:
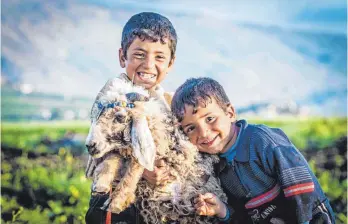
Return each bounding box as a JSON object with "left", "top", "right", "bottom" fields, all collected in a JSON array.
[
  {"left": 234, "top": 119, "right": 250, "bottom": 162},
  {"left": 214, "top": 120, "right": 250, "bottom": 174}
]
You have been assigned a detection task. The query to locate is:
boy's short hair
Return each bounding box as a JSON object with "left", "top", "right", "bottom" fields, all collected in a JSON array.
[
  {"left": 121, "top": 12, "right": 177, "bottom": 59},
  {"left": 171, "top": 77, "right": 231, "bottom": 122}
]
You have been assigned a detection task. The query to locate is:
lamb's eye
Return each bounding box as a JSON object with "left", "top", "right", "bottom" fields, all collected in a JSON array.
[{"left": 115, "top": 113, "right": 127, "bottom": 123}]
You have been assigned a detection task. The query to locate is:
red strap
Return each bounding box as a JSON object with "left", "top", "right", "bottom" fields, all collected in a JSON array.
[
  {"left": 105, "top": 188, "right": 112, "bottom": 224},
  {"left": 106, "top": 211, "right": 111, "bottom": 224}
]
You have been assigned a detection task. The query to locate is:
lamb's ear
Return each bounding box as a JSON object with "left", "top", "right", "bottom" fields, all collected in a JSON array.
[
  {"left": 85, "top": 155, "right": 96, "bottom": 178},
  {"left": 131, "top": 116, "right": 156, "bottom": 171}
]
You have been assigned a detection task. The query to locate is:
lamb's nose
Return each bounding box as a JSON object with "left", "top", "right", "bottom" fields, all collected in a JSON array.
[{"left": 86, "top": 142, "right": 97, "bottom": 155}]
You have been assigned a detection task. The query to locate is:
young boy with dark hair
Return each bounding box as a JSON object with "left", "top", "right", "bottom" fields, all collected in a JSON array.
[
  {"left": 85, "top": 12, "right": 177, "bottom": 224},
  {"left": 171, "top": 77, "right": 335, "bottom": 224}
]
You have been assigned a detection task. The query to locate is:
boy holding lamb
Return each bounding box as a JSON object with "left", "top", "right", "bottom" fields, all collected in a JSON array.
[{"left": 85, "top": 12, "right": 177, "bottom": 224}]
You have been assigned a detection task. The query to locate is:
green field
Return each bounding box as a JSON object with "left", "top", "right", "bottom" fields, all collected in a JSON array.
[{"left": 1, "top": 118, "right": 347, "bottom": 223}]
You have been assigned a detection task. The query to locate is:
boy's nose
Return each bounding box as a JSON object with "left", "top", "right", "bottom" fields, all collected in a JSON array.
[
  {"left": 198, "top": 125, "right": 209, "bottom": 137},
  {"left": 143, "top": 57, "right": 155, "bottom": 69}
]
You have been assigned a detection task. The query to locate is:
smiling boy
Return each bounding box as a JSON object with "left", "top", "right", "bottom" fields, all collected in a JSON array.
[
  {"left": 85, "top": 12, "right": 176, "bottom": 224},
  {"left": 171, "top": 77, "right": 335, "bottom": 224}
]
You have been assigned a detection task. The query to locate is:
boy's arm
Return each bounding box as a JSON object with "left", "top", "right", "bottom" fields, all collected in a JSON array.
[
  {"left": 265, "top": 144, "right": 316, "bottom": 223},
  {"left": 142, "top": 159, "right": 171, "bottom": 186}
]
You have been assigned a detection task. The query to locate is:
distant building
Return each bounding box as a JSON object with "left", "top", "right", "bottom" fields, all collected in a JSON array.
[{"left": 238, "top": 100, "right": 310, "bottom": 118}]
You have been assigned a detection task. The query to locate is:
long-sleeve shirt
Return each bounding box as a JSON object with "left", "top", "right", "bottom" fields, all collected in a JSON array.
[{"left": 215, "top": 120, "right": 335, "bottom": 224}]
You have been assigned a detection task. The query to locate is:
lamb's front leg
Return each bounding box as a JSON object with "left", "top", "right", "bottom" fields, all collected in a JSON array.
[
  {"left": 93, "top": 154, "right": 123, "bottom": 193},
  {"left": 106, "top": 158, "right": 144, "bottom": 213}
]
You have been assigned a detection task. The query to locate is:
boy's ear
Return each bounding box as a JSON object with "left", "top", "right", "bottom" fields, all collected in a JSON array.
[
  {"left": 167, "top": 55, "right": 176, "bottom": 71},
  {"left": 226, "top": 103, "right": 237, "bottom": 121},
  {"left": 119, "top": 48, "right": 126, "bottom": 68}
]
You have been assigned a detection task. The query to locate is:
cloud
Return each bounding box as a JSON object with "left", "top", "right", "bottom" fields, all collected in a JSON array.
[
  {"left": 88, "top": 0, "right": 346, "bottom": 34},
  {"left": 2, "top": 2, "right": 127, "bottom": 97},
  {"left": 1, "top": 0, "right": 346, "bottom": 116},
  {"left": 163, "top": 15, "right": 345, "bottom": 107}
]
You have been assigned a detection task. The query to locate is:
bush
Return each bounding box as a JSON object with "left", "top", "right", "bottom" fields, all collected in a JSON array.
[
  {"left": 1, "top": 147, "right": 91, "bottom": 223},
  {"left": 1, "top": 119, "right": 347, "bottom": 223}
]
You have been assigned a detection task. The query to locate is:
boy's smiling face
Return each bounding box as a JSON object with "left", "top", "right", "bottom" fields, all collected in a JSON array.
[
  {"left": 180, "top": 99, "right": 237, "bottom": 154},
  {"left": 119, "top": 37, "right": 175, "bottom": 90}
]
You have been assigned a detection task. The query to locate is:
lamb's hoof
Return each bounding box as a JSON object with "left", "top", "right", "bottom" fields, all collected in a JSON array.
[
  {"left": 108, "top": 201, "right": 124, "bottom": 214},
  {"left": 103, "top": 197, "right": 122, "bottom": 214},
  {"left": 92, "top": 183, "right": 110, "bottom": 193},
  {"left": 108, "top": 192, "right": 136, "bottom": 214},
  {"left": 125, "top": 192, "right": 136, "bottom": 205}
]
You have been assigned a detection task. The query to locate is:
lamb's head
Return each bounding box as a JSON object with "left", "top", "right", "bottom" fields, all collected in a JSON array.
[
  {"left": 85, "top": 100, "right": 134, "bottom": 159},
  {"left": 86, "top": 90, "right": 149, "bottom": 157}
]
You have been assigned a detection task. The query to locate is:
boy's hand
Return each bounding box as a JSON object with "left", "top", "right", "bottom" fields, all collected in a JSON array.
[
  {"left": 142, "top": 159, "right": 170, "bottom": 186},
  {"left": 194, "top": 193, "right": 227, "bottom": 218},
  {"left": 125, "top": 92, "right": 149, "bottom": 102}
]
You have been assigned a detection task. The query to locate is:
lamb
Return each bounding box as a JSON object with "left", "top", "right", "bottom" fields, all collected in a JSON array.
[{"left": 85, "top": 78, "right": 227, "bottom": 223}]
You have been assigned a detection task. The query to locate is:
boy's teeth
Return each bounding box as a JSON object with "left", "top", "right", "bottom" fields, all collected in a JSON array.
[
  {"left": 138, "top": 72, "right": 155, "bottom": 78},
  {"left": 202, "top": 136, "right": 217, "bottom": 144}
]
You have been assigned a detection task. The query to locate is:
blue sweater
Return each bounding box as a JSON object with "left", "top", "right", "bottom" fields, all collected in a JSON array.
[{"left": 215, "top": 120, "right": 335, "bottom": 224}]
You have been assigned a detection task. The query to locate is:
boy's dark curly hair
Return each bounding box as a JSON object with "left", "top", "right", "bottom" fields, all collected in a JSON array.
[
  {"left": 171, "top": 77, "right": 231, "bottom": 122},
  {"left": 121, "top": 12, "right": 177, "bottom": 59}
]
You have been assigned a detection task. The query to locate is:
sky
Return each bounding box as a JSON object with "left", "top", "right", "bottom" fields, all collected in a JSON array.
[{"left": 1, "top": 0, "right": 347, "bottom": 116}]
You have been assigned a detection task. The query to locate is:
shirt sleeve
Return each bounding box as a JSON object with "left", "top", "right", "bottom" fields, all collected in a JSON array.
[
  {"left": 218, "top": 203, "right": 235, "bottom": 224},
  {"left": 218, "top": 202, "right": 252, "bottom": 224},
  {"left": 265, "top": 144, "right": 315, "bottom": 223},
  {"left": 90, "top": 78, "right": 115, "bottom": 122}
]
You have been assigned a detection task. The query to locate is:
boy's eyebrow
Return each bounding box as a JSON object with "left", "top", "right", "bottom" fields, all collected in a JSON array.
[
  {"left": 133, "top": 47, "right": 147, "bottom": 52},
  {"left": 182, "top": 123, "right": 192, "bottom": 129},
  {"left": 154, "top": 49, "right": 166, "bottom": 54},
  {"left": 199, "top": 112, "right": 212, "bottom": 119},
  {"left": 133, "top": 47, "right": 165, "bottom": 54}
]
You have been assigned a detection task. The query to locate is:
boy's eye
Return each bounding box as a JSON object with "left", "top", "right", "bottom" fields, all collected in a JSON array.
[
  {"left": 134, "top": 53, "right": 145, "bottom": 59},
  {"left": 206, "top": 116, "right": 215, "bottom": 122},
  {"left": 156, "top": 55, "right": 165, "bottom": 60},
  {"left": 185, "top": 126, "right": 195, "bottom": 134}
]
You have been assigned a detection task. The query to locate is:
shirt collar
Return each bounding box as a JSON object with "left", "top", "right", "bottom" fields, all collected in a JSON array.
[
  {"left": 220, "top": 122, "right": 242, "bottom": 162},
  {"left": 215, "top": 120, "right": 250, "bottom": 174},
  {"left": 233, "top": 119, "right": 250, "bottom": 162}
]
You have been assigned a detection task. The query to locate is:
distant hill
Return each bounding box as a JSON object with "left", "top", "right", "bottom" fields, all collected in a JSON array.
[
  {"left": 1, "top": 1, "right": 346, "bottom": 117},
  {"left": 1, "top": 84, "right": 315, "bottom": 122},
  {"left": 1, "top": 86, "right": 93, "bottom": 121}
]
